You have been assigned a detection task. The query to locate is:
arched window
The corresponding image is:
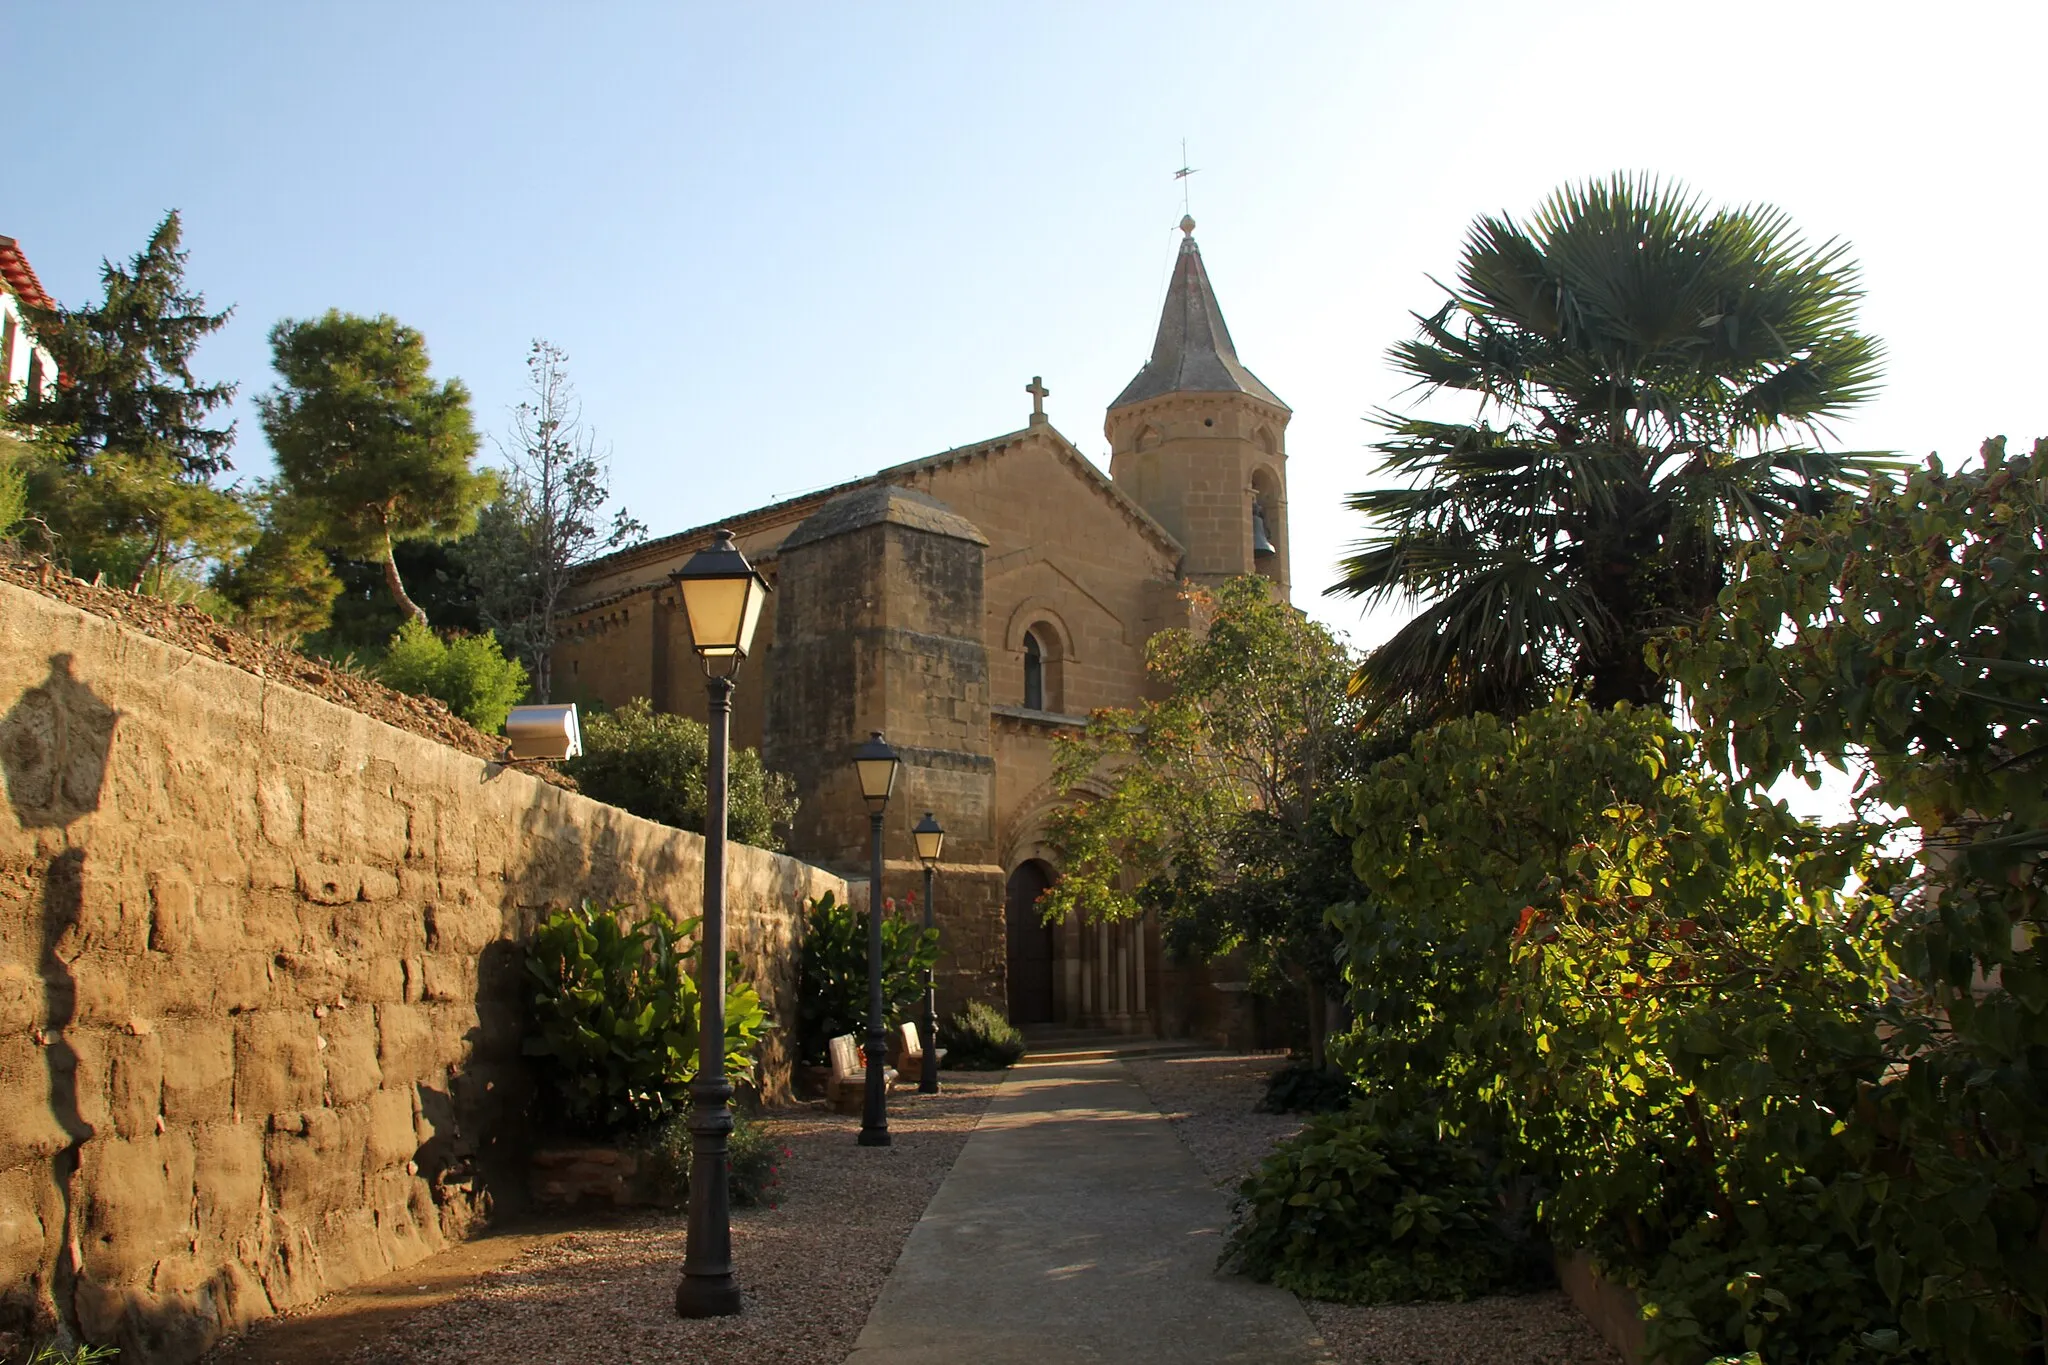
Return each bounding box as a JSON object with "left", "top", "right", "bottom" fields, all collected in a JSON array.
[{"left": 1023, "top": 630, "right": 1045, "bottom": 710}]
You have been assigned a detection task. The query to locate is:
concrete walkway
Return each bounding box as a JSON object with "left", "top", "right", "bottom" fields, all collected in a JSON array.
[{"left": 846, "top": 1059, "right": 1328, "bottom": 1364}]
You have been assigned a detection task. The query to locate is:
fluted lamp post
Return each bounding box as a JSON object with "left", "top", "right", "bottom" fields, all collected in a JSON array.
[
  {"left": 670, "top": 529, "right": 769, "bottom": 1320},
  {"left": 911, "top": 812, "right": 945, "bottom": 1094},
  {"left": 852, "top": 731, "right": 901, "bottom": 1146}
]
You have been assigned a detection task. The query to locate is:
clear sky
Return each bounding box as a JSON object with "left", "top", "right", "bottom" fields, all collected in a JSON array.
[{"left": 10, "top": 0, "right": 2045, "bottom": 656}]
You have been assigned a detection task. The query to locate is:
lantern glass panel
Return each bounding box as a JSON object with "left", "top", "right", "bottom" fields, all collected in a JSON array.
[{"left": 680, "top": 576, "right": 751, "bottom": 656}]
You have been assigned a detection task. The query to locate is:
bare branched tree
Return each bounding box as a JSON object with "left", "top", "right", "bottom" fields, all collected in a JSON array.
[{"left": 471, "top": 340, "right": 645, "bottom": 699}]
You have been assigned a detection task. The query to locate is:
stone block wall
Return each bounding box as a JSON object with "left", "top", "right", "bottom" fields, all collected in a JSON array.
[{"left": 0, "top": 581, "right": 844, "bottom": 1362}]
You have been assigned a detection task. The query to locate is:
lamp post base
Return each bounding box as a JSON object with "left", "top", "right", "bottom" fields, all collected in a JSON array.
[
  {"left": 857, "top": 1126, "right": 892, "bottom": 1147},
  {"left": 676, "top": 1273, "right": 744, "bottom": 1318}
]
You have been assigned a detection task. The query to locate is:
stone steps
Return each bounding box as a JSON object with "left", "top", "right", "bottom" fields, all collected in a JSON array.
[{"left": 1014, "top": 1027, "right": 1221, "bottom": 1065}]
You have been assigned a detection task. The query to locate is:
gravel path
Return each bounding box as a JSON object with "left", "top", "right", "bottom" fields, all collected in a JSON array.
[
  {"left": 1123, "top": 1055, "right": 1623, "bottom": 1365},
  {"left": 218, "top": 1078, "right": 997, "bottom": 1365}
]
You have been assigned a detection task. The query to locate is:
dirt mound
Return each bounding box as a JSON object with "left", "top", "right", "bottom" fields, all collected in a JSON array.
[{"left": 0, "top": 553, "right": 570, "bottom": 786}]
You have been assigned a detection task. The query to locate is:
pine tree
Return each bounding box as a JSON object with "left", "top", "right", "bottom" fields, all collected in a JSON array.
[
  {"left": 259, "top": 311, "right": 493, "bottom": 625},
  {"left": 7, "top": 209, "right": 248, "bottom": 589},
  {"left": 10, "top": 209, "right": 237, "bottom": 476}
]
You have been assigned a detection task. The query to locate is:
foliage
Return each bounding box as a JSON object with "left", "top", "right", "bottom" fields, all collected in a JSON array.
[
  {"left": 17, "top": 1345, "right": 120, "bottom": 1364},
  {"left": 1329, "top": 173, "right": 1891, "bottom": 720},
  {"left": 1043, "top": 577, "right": 1376, "bottom": 1020},
  {"left": 1225, "top": 1112, "right": 1543, "bottom": 1303},
  {"left": 937, "top": 1000, "right": 1027, "bottom": 1070},
  {"left": 1333, "top": 699, "right": 1921, "bottom": 1362},
  {"left": 24, "top": 448, "right": 253, "bottom": 596},
  {"left": 374, "top": 618, "right": 529, "bottom": 732},
  {"left": 464, "top": 340, "right": 644, "bottom": 700},
  {"left": 8, "top": 210, "right": 235, "bottom": 477},
  {"left": 309, "top": 538, "right": 483, "bottom": 655},
  {"left": 563, "top": 698, "right": 796, "bottom": 849},
  {"left": 259, "top": 310, "right": 493, "bottom": 624},
  {"left": 522, "top": 901, "right": 769, "bottom": 1136},
  {"left": 6, "top": 210, "right": 247, "bottom": 591},
  {"left": 645, "top": 1109, "right": 786, "bottom": 1209},
  {"left": 1258, "top": 1061, "right": 1354, "bottom": 1114},
  {"left": 795, "top": 891, "right": 938, "bottom": 1066},
  {"left": 209, "top": 485, "right": 342, "bottom": 642},
  {"left": 1661, "top": 436, "right": 2048, "bottom": 1363},
  {"left": 0, "top": 432, "right": 29, "bottom": 537}
]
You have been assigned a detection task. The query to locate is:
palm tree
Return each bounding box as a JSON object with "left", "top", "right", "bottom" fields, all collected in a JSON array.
[{"left": 1329, "top": 174, "right": 1888, "bottom": 720}]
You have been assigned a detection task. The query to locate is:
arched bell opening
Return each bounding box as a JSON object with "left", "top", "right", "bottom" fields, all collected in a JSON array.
[{"left": 1249, "top": 465, "right": 1285, "bottom": 582}]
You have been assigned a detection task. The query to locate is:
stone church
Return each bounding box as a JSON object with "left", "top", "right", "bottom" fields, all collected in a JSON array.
[{"left": 555, "top": 218, "right": 1292, "bottom": 1037}]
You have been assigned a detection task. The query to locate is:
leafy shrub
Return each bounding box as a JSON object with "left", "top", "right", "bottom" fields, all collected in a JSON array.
[
  {"left": 564, "top": 698, "right": 796, "bottom": 850},
  {"left": 1259, "top": 1061, "right": 1354, "bottom": 1114},
  {"left": 1226, "top": 1112, "right": 1544, "bottom": 1302},
  {"left": 523, "top": 901, "right": 768, "bottom": 1136},
  {"left": 1331, "top": 700, "right": 1934, "bottom": 1360},
  {"left": 0, "top": 435, "right": 29, "bottom": 538},
  {"left": 646, "top": 1109, "right": 787, "bottom": 1209},
  {"left": 211, "top": 525, "right": 342, "bottom": 644},
  {"left": 796, "top": 891, "right": 937, "bottom": 1066},
  {"left": 375, "top": 617, "right": 528, "bottom": 731},
  {"left": 1654, "top": 437, "right": 2048, "bottom": 1365},
  {"left": 938, "top": 1000, "right": 1027, "bottom": 1070}
]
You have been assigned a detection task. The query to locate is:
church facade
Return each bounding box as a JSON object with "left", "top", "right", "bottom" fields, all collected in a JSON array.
[{"left": 554, "top": 219, "right": 1292, "bottom": 1037}]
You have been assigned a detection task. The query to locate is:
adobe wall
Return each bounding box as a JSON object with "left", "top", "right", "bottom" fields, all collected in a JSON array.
[{"left": 0, "top": 580, "right": 843, "bottom": 1362}]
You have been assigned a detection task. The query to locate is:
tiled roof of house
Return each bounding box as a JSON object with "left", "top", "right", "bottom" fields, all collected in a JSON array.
[{"left": 0, "top": 236, "right": 57, "bottom": 313}]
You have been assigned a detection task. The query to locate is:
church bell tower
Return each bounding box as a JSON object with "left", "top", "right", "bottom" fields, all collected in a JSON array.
[{"left": 1107, "top": 216, "right": 1292, "bottom": 598}]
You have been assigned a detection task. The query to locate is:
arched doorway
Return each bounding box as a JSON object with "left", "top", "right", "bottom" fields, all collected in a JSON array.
[{"left": 1005, "top": 860, "right": 1057, "bottom": 1025}]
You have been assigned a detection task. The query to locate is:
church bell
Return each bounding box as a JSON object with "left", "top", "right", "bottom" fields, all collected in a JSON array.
[{"left": 1251, "top": 499, "right": 1277, "bottom": 557}]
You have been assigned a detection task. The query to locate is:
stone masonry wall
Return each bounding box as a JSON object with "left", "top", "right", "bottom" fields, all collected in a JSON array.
[{"left": 0, "top": 581, "right": 844, "bottom": 1362}]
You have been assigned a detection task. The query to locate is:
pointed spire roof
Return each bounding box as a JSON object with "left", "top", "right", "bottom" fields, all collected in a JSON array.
[{"left": 1110, "top": 217, "right": 1287, "bottom": 412}]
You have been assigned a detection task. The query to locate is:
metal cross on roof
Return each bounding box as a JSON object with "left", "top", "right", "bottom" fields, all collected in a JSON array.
[{"left": 1174, "top": 138, "right": 1200, "bottom": 216}]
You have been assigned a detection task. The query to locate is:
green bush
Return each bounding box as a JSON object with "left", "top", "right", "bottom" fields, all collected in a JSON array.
[
  {"left": 375, "top": 618, "right": 528, "bottom": 731},
  {"left": 937, "top": 1000, "right": 1027, "bottom": 1070},
  {"left": 1225, "top": 1112, "right": 1543, "bottom": 1303},
  {"left": 796, "top": 891, "right": 937, "bottom": 1066},
  {"left": 523, "top": 900, "right": 769, "bottom": 1136},
  {"left": 564, "top": 698, "right": 796, "bottom": 850},
  {"left": 1335, "top": 704, "right": 1900, "bottom": 1341},
  {"left": 1258, "top": 1062, "right": 1354, "bottom": 1114},
  {"left": 0, "top": 435, "right": 29, "bottom": 538},
  {"left": 646, "top": 1109, "right": 787, "bottom": 1209}
]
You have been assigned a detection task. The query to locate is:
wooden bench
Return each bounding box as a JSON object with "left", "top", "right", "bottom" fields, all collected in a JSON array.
[
  {"left": 827, "top": 1032, "right": 895, "bottom": 1114},
  {"left": 892, "top": 1021, "right": 947, "bottom": 1074}
]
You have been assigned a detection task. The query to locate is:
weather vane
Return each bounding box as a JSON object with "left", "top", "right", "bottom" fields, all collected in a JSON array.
[{"left": 1174, "top": 138, "right": 1199, "bottom": 218}]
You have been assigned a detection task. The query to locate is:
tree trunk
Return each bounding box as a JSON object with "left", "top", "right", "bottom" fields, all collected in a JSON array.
[
  {"left": 382, "top": 525, "right": 428, "bottom": 626},
  {"left": 128, "top": 522, "right": 166, "bottom": 594}
]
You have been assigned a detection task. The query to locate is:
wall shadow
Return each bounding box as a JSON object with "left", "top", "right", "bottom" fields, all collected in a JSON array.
[{"left": 0, "top": 654, "right": 119, "bottom": 1348}]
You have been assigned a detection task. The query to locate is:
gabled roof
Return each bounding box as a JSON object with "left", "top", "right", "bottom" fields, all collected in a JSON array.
[
  {"left": 1110, "top": 218, "right": 1287, "bottom": 412},
  {"left": 0, "top": 236, "right": 56, "bottom": 314},
  {"left": 569, "top": 424, "right": 1183, "bottom": 605}
]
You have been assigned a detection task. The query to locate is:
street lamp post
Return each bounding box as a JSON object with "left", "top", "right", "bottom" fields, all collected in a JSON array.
[
  {"left": 852, "top": 732, "right": 902, "bottom": 1147},
  {"left": 911, "top": 812, "right": 945, "bottom": 1094},
  {"left": 670, "top": 530, "right": 769, "bottom": 1321}
]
